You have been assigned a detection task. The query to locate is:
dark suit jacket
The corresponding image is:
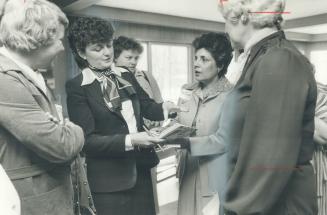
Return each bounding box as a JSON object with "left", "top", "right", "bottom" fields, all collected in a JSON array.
[
  {"left": 219, "top": 31, "right": 318, "bottom": 215},
  {"left": 66, "top": 67, "right": 164, "bottom": 192}
]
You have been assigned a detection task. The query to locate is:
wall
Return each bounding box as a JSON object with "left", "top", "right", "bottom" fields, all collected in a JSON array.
[
  {"left": 307, "top": 41, "right": 327, "bottom": 84},
  {"left": 53, "top": 17, "right": 324, "bottom": 115}
]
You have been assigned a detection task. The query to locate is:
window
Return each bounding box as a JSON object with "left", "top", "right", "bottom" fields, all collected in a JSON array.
[
  {"left": 149, "top": 43, "right": 190, "bottom": 103},
  {"left": 137, "top": 42, "right": 148, "bottom": 71},
  {"left": 310, "top": 50, "right": 327, "bottom": 84}
]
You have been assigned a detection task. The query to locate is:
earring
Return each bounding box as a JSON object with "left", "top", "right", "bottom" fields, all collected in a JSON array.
[{"left": 240, "top": 15, "right": 248, "bottom": 24}]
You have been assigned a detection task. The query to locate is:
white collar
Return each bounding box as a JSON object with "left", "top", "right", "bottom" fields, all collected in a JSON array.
[
  {"left": 81, "top": 64, "right": 129, "bottom": 86},
  {"left": 244, "top": 29, "right": 278, "bottom": 55},
  {"left": 0, "top": 47, "right": 47, "bottom": 94}
]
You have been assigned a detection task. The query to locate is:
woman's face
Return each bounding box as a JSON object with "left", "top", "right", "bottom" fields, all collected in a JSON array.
[
  {"left": 79, "top": 40, "right": 114, "bottom": 69},
  {"left": 33, "top": 24, "right": 65, "bottom": 69},
  {"left": 115, "top": 49, "right": 140, "bottom": 73},
  {"left": 194, "top": 48, "right": 219, "bottom": 84},
  {"left": 224, "top": 15, "right": 247, "bottom": 48}
]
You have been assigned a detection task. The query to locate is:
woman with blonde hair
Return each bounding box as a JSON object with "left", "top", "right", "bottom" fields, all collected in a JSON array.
[
  {"left": 216, "top": 0, "right": 318, "bottom": 214},
  {"left": 0, "top": 1, "right": 84, "bottom": 215}
]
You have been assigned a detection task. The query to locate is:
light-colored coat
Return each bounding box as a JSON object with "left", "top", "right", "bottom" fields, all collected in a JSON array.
[
  {"left": 134, "top": 69, "right": 163, "bottom": 103},
  {"left": 0, "top": 54, "right": 84, "bottom": 215},
  {"left": 177, "top": 77, "right": 232, "bottom": 214}
]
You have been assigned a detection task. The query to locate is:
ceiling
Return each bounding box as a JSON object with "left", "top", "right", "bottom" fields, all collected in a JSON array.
[
  {"left": 286, "top": 23, "right": 327, "bottom": 34},
  {"left": 96, "top": 0, "right": 327, "bottom": 34},
  {"left": 96, "top": 0, "right": 327, "bottom": 22},
  {"left": 59, "top": 0, "right": 327, "bottom": 35}
]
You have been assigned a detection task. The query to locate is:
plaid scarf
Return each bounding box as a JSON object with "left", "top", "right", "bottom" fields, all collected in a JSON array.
[{"left": 89, "top": 66, "right": 136, "bottom": 112}]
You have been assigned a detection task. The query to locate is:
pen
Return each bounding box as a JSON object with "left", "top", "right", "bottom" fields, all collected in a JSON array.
[{"left": 143, "top": 125, "right": 164, "bottom": 151}]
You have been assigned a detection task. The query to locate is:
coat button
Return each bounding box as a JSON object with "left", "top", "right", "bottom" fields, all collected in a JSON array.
[{"left": 83, "top": 182, "right": 87, "bottom": 185}]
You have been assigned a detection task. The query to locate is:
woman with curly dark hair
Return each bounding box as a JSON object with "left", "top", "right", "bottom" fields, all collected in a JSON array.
[
  {"left": 65, "top": 16, "right": 180, "bottom": 215},
  {"left": 163, "top": 32, "right": 233, "bottom": 215}
]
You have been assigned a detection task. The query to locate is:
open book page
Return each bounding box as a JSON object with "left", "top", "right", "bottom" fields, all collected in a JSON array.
[{"left": 151, "top": 119, "right": 196, "bottom": 139}]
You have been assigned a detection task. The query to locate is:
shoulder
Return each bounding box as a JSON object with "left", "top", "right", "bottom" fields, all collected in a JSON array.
[
  {"left": 181, "top": 82, "right": 198, "bottom": 91},
  {"left": 65, "top": 73, "right": 83, "bottom": 94},
  {"left": 262, "top": 40, "right": 310, "bottom": 68},
  {"left": 0, "top": 71, "right": 36, "bottom": 104},
  {"left": 66, "top": 73, "right": 83, "bottom": 88},
  {"left": 178, "top": 82, "right": 198, "bottom": 101},
  {"left": 219, "top": 76, "right": 233, "bottom": 92},
  {"left": 257, "top": 44, "right": 312, "bottom": 78}
]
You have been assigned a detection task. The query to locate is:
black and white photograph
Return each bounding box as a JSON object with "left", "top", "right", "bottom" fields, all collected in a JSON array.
[{"left": 0, "top": 0, "right": 327, "bottom": 215}]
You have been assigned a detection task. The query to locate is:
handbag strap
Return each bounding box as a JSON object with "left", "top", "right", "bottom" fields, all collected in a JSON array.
[{"left": 73, "top": 154, "right": 97, "bottom": 215}]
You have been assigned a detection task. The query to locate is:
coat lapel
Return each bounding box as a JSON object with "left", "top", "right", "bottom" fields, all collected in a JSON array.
[
  {"left": 0, "top": 54, "right": 58, "bottom": 117},
  {"left": 131, "top": 96, "right": 141, "bottom": 130},
  {"left": 179, "top": 94, "right": 199, "bottom": 128},
  {"left": 121, "top": 71, "right": 142, "bottom": 128},
  {"left": 83, "top": 80, "right": 125, "bottom": 120},
  {"left": 3, "top": 69, "right": 58, "bottom": 118}
]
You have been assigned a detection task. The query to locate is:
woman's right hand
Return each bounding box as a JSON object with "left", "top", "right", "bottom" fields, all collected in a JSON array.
[{"left": 130, "top": 132, "right": 164, "bottom": 148}]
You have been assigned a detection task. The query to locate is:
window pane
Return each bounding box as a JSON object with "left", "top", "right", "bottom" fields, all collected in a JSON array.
[
  {"left": 136, "top": 42, "right": 148, "bottom": 71},
  {"left": 150, "top": 44, "right": 189, "bottom": 103},
  {"left": 310, "top": 50, "right": 327, "bottom": 84}
]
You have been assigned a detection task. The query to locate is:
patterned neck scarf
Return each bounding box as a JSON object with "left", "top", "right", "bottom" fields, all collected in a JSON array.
[{"left": 89, "top": 65, "right": 136, "bottom": 112}]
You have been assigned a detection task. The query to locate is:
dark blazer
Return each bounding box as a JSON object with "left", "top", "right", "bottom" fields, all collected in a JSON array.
[
  {"left": 219, "top": 31, "right": 318, "bottom": 215},
  {"left": 66, "top": 67, "right": 164, "bottom": 192}
]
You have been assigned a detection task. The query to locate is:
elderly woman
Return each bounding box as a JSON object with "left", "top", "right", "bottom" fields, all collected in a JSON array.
[
  {"left": 66, "top": 16, "right": 179, "bottom": 215},
  {"left": 0, "top": 1, "right": 84, "bottom": 215},
  {"left": 216, "top": 0, "right": 318, "bottom": 214},
  {"left": 114, "top": 36, "right": 163, "bottom": 103},
  {"left": 114, "top": 36, "right": 163, "bottom": 129},
  {"left": 165, "top": 32, "right": 233, "bottom": 215}
]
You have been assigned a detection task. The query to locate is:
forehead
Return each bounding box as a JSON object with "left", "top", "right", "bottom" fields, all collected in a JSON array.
[
  {"left": 121, "top": 49, "right": 140, "bottom": 56},
  {"left": 195, "top": 48, "right": 213, "bottom": 58},
  {"left": 86, "top": 40, "right": 113, "bottom": 47}
]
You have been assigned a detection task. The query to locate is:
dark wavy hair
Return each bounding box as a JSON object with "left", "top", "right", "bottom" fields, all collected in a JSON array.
[
  {"left": 113, "top": 36, "right": 143, "bottom": 59},
  {"left": 192, "top": 32, "right": 233, "bottom": 78},
  {"left": 67, "top": 16, "right": 114, "bottom": 68}
]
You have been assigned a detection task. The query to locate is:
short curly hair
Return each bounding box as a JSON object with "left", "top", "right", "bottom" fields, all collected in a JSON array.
[
  {"left": 113, "top": 36, "right": 143, "bottom": 60},
  {"left": 0, "top": 0, "right": 68, "bottom": 52},
  {"left": 68, "top": 16, "right": 115, "bottom": 68},
  {"left": 192, "top": 32, "right": 233, "bottom": 78}
]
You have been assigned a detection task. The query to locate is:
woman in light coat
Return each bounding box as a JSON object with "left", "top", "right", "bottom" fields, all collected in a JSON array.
[{"left": 165, "top": 32, "right": 233, "bottom": 215}]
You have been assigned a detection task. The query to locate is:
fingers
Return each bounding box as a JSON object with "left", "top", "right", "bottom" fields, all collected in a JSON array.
[
  {"left": 163, "top": 101, "right": 189, "bottom": 120},
  {"left": 179, "top": 106, "right": 189, "bottom": 112},
  {"left": 164, "top": 109, "right": 168, "bottom": 120},
  {"left": 148, "top": 137, "right": 165, "bottom": 143},
  {"left": 140, "top": 141, "right": 156, "bottom": 148},
  {"left": 169, "top": 106, "right": 182, "bottom": 113}
]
